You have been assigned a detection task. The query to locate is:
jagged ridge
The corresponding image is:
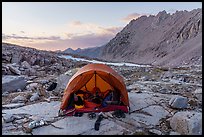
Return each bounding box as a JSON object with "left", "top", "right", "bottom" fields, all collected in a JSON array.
[{"left": 101, "top": 8, "right": 202, "bottom": 67}]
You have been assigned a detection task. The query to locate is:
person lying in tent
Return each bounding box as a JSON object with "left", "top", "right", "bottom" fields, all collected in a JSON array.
[
  {"left": 65, "top": 90, "right": 85, "bottom": 110},
  {"left": 74, "top": 93, "right": 84, "bottom": 109},
  {"left": 101, "top": 89, "right": 121, "bottom": 107}
]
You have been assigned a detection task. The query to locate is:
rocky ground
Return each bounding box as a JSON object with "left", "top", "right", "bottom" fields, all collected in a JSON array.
[{"left": 2, "top": 43, "right": 202, "bottom": 135}]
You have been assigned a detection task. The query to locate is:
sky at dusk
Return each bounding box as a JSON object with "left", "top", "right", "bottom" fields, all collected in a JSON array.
[{"left": 2, "top": 2, "right": 202, "bottom": 51}]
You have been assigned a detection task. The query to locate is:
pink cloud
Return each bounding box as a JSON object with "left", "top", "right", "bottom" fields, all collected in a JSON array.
[
  {"left": 29, "top": 32, "right": 117, "bottom": 51},
  {"left": 105, "top": 27, "right": 123, "bottom": 34},
  {"left": 2, "top": 26, "right": 122, "bottom": 51},
  {"left": 122, "top": 13, "right": 150, "bottom": 23}
]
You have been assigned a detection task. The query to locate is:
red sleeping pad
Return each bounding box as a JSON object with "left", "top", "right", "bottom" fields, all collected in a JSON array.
[{"left": 65, "top": 105, "right": 128, "bottom": 116}]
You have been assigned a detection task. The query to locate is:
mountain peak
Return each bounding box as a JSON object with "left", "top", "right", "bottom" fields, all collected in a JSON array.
[
  {"left": 157, "top": 10, "right": 167, "bottom": 15},
  {"left": 156, "top": 10, "right": 169, "bottom": 18},
  {"left": 63, "top": 47, "right": 74, "bottom": 53}
]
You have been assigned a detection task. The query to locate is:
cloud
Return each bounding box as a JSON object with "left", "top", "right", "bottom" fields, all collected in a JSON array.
[
  {"left": 20, "top": 31, "right": 25, "bottom": 34},
  {"left": 105, "top": 27, "right": 123, "bottom": 35},
  {"left": 2, "top": 20, "right": 124, "bottom": 51},
  {"left": 2, "top": 33, "right": 61, "bottom": 41},
  {"left": 121, "top": 13, "right": 150, "bottom": 23},
  {"left": 2, "top": 24, "right": 123, "bottom": 51},
  {"left": 27, "top": 29, "right": 121, "bottom": 51},
  {"left": 71, "top": 21, "right": 83, "bottom": 26},
  {"left": 65, "top": 21, "right": 123, "bottom": 38}
]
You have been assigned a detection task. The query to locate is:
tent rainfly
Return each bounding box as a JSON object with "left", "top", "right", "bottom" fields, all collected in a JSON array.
[{"left": 59, "top": 63, "right": 129, "bottom": 115}]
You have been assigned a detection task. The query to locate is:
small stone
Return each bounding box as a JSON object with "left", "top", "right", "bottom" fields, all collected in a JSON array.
[
  {"left": 2, "top": 75, "right": 27, "bottom": 93},
  {"left": 26, "top": 83, "right": 38, "bottom": 90},
  {"left": 169, "top": 95, "right": 188, "bottom": 109},
  {"left": 30, "top": 93, "right": 40, "bottom": 102},
  {"left": 17, "top": 89, "right": 22, "bottom": 92},
  {"left": 170, "top": 111, "right": 202, "bottom": 135},
  {"left": 21, "top": 61, "right": 31, "bottom": 69},
  {"left": 194, "top": 88, "right": 202, "bottom": 102},
  {"left": 11, "top": 95, "right": 27, "bottom": 103},
  {"left": 64, "top": 68, "right": 78, "bottom": 76},
  {"left": 28, "top": 119, "right": 45, "bottom": 129},
  {"left": 3, "top": 114, "right": 15, "bottom": 123},
  {"left": 19, "top": 67, "right": 25, "bottom": 71},
  {"left": 178, "top": 77, "right": 184, "bottom": 82},
  {"left": 132, "top": 89, "right": 142, "bottom": 93},
  {"left": 169, "top": 131, "right": 181, "bottom": 135},
  {"left": 8, "top": 64, "right": 21, "bottom": 75},
  {"left": 2, "top": 117, "right": 4, "bottom": 125},
  {"left": 2, "top": 92, "right": 9, "bottom": 97},
  {"left": 149, "top": 129, "right": 162, "bottom": 135},
  {"left": 159, "top": 88, "right": 169, "bottom": 94},
  {"left": 2, "top": 103, "right": 25, "bottom": 109}
]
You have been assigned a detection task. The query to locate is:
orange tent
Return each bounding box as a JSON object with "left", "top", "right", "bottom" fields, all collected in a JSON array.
[{"left": 60, "top": 63, "right": 129, "bottom": 112}]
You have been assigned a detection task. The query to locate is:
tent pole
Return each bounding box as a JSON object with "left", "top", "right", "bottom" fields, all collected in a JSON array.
[
  {"left": 94, "top": 71, "right": 96, "bottom": 88},
  {"left": 85, "top": 84, "right": 88, "bottom": 92}
]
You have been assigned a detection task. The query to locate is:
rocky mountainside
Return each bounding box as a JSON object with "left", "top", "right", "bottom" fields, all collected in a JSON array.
[
  {"left": 64, "top": 9, "right": 202, "bottom": 67},
  {"left": 2, "top": 42, "right": 87, "bottom": 77},
  {"left": 101, "top": 8, "right": 202, "bottom": 67}
]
